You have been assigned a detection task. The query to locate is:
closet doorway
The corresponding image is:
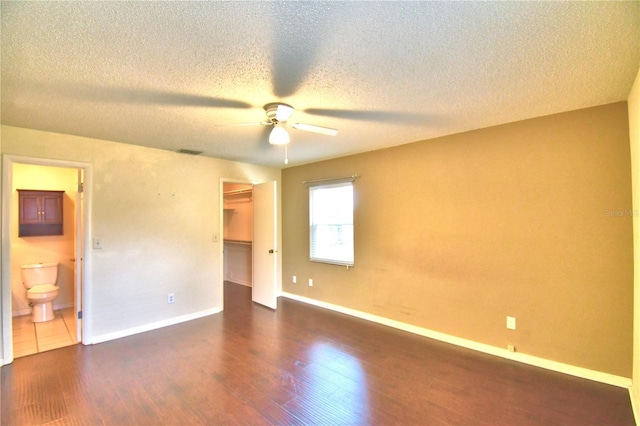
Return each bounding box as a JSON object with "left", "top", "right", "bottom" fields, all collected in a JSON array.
[
  {"left": 222, "top": 182, "right": 254, "bottom": 290},
  {"left": 220, "top": 179, "right": 279, "bottom": 310}
]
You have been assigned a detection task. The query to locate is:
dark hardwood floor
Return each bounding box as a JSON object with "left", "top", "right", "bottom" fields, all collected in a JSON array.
[{"left": 2, "top": 282, "right": 635, "bottom": 425}]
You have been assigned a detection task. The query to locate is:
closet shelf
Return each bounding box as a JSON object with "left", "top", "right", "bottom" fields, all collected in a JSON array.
[
  {"left": 223, "top": 188, "right": 252, "bottom": 196},
  {"left": 224, "top": 239, "right": 252, "bottom": 245}
]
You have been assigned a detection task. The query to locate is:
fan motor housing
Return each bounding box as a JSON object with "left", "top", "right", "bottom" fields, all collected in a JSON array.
[{"left": 264, "top": 102, "right": 294, "bottom": 122}]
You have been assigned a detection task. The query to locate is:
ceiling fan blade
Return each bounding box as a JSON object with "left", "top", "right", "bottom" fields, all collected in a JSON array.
[
  {"left": 304, "top": 108, "right": 431, "bottom": 125},
  {"left": 290, "top": 122, "right": 338, "bottom": 136},
  {"left": 35, "top": 81, "right": 254, "bottom": 109},
  {"left": 216, "top": 121, "right": 271, "bottom": 127},
  {"left": 276, "top": 104, "right": 295, "bottom": 122}
]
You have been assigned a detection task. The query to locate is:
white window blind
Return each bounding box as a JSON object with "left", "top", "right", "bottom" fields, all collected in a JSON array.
[{"left": 309, "top": 182, "right": 354, "bottom": 266}]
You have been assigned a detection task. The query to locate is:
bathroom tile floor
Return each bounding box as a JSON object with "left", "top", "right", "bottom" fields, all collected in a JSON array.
[{"left": 12, "top": 308, "right": 77, "bottom": 358}]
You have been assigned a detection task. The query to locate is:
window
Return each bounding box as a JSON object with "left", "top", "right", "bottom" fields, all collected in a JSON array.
[{"left": 309, "top": 182, "right": 354, "bottom": 266}]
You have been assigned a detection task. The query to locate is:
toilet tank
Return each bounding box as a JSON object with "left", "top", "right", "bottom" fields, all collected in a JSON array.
[{"left": 21, "top": 262, "right": 59, "bottom": 289}]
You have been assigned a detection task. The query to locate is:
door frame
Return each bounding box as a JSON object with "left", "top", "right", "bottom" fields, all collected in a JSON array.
[{"left": 1, "top": 155, "right": 92, "bottom": 365}]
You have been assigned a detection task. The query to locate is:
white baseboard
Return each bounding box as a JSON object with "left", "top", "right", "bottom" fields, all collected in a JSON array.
[
  {"left": 12, "top": 308, "right": 30, "bottom": 317},
  {"left": 12, "top": 301, "right": 75, "bottom": 317},
  {"left": 90, "top": 307, "right": 222, "bottom": 345},
  {"left": 54, "top": 301, "right": 74, "bottom": 310},
  {"left": 281, "top": 292, "right": 632, "bottom": 389}
]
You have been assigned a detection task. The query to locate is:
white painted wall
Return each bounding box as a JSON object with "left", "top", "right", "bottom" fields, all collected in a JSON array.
[
  {"left": 223, "top": 242, "right": 252, "bottom": 286},
  {"left": 0, "top": 127, "right": 3, "bottom": 362},
  {"left": 223, "top": 184, "right": 253, "bottom": 242},
  {"left": 1, "top": 125, "right": 280, "bottom": 345},
  {"left": 628, "top": 66, "right": 640, "bottom": 422}
]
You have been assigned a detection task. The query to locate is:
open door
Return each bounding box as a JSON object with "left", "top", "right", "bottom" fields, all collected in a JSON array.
[
  {"left": 252, "top": 181, "right": 278, "bottom": 309},
  {"left": 75, "top": 170, "right": 84, "bottom": 342}
]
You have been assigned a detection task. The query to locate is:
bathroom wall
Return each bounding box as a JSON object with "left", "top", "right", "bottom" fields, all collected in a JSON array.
[
  {"left": 1, "top": 125, "right": 281, "bottom": 343},
  {"left": 11, "top": 164, "right": 77, "bottom": 315}
]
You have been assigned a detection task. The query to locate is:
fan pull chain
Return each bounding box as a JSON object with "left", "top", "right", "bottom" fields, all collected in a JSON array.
[{"left": 284, "top": 144, "right": 289, "bottom": 165}]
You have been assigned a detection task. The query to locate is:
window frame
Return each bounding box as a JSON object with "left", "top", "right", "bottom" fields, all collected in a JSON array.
[{"left": 309, "top": 181, "right": 354, "bottom": 267}]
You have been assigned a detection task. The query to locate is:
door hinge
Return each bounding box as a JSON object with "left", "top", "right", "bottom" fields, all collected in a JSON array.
[
  {"left": 78, "top": 183, "right": 84, "bottom": 193},
  {"left": 77, "top": 310, "right": 83, "bottom": 320}
]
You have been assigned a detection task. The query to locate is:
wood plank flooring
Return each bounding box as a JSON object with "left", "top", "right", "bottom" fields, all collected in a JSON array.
[{"left": 1, "top": 282, "right": 635, "bottom": 425}]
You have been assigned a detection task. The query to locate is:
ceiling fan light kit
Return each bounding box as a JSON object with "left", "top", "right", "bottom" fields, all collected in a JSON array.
[{"left": 269, "top": 123, "right": 290, "bottom": 145}]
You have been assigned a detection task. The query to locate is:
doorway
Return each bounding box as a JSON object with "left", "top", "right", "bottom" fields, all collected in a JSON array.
[
  {"left": 2, "top": 156, "right": 90, "bottom": 364},
  {"left": 222, "top": 182, "right": 254, "bottom": 290},
  {"left": 220, "top": 179, "right": 279, "bottom": 310}
]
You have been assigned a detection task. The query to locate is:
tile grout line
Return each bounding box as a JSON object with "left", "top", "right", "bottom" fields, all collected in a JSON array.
[
  {"left": 33, "top": 320, "right": 39, "bottom": 352},
  {"left": 60, "top": 309, "right": 75, "bottom": 344}
]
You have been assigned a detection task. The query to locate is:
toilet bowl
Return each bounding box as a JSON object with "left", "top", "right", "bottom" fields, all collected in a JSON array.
[{"left": 21, "top": 262, "right": 60, "bottom": 322}]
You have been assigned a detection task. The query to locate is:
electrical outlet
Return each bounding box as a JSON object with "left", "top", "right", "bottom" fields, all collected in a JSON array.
[
  {"left": 309, "top": 278, "right": 313, "bottom": 287},
  {"left": 507, "top": 344, "right": 516, "bottom": 352},
  {"left": 293, "top": 275, "right": 297, "bottom": 283},
  {"left": 507, "top": 316, "right": 517, "bottom": 330},
  {"left": 168, "top": 293, "right": 175, "bottom": 304}
]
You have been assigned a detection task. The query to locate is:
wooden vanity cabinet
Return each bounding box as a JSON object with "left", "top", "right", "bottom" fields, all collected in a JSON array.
[{"left": 18, "top": 190, "right": 64, "bottom": 236}]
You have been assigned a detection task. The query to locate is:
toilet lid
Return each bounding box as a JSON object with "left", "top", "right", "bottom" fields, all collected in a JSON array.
[{"left": 27, "top": 284, "right": 58, "bottom": 294}]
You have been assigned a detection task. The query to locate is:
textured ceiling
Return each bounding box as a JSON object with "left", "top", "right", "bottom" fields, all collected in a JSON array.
[{"left": 2, "top": 1, "right": 639, "bottom": 168}]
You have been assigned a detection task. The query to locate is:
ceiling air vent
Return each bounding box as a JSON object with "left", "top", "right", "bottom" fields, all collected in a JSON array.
[{"left": 177, "top": 148, "right": 203, "bottom": 156}]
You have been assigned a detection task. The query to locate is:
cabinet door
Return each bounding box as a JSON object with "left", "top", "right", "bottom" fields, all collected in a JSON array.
[
  {"left": 19, "top": 193, "right": 40, "bottom": 224},
  {"left": 41, "top": 193, "right": 62, "bottom": 224},
  {"left": 18, "top": 190, "right": 64, "bottom": 237}
]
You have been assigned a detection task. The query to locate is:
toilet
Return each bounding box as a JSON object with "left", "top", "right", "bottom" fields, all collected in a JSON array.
[{"left": 21, "top": 262, "right": 60, "bottom": 323}]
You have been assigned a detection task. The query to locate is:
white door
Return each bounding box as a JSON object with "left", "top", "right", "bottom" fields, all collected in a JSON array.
[
  {"left": 252, "top": 181, "right": 278, "bottom": 309},
  {"left": 74, "top": 170, "right": 84, "bottom": 342}
]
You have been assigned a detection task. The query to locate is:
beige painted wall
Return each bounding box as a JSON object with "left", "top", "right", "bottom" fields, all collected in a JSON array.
[
  {"left": 282, "top": 102, "right": 633, "bottom": 377},
  {"left": 1, "top": 125, "right": 280, "bottom": 342},
  {"left": 11, "top": 164, "right": 77, "bottom": 314},
  {"left": 628, "top": 67, "right": 640, "bottom": 418}
]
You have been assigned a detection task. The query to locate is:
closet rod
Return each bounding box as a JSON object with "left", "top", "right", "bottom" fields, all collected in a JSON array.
[{"left": 302, "top": 174, "right": 360, "bottom": 185}]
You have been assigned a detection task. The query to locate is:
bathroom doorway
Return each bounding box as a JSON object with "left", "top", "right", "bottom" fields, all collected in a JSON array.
[{"left": 1, "top": 156, "right": 89, "bottom": 363}]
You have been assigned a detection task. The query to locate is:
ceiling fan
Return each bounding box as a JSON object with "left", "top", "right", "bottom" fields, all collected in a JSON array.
[
  {"left": 219, "top": 102, "right": 338, "bottom": 164},
  {"left": 225, "top": 103, "right": 338, "bottom": 142}
]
